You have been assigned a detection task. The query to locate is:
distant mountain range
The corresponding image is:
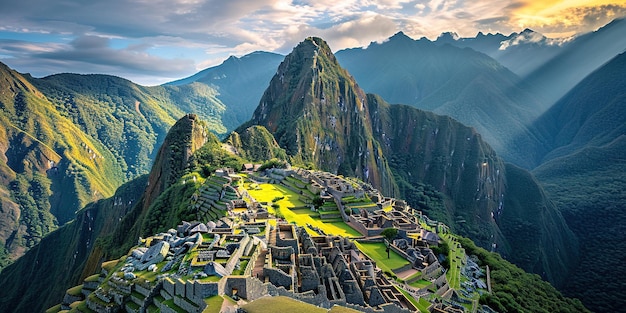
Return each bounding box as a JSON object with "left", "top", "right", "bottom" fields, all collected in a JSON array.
[
  {"left": 335, "top": 31, "right": 545, "bottom": 168},
  {"left": 435, "top": 17, "right": 626, "bottom": 111},
  {"left": 166, "top": 51, "right": 284, "bottom": 130},
  {"left": 0, "top": 17, "right": 625, "bottom": 313}
]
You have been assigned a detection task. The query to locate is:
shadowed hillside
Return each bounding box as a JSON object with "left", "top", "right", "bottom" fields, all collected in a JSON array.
[
  {"left": 531, "top": 52, "right": 626, "bottom": 312},
  {"left": 335, "top": 32, "right": 546, "bottom": 168}
]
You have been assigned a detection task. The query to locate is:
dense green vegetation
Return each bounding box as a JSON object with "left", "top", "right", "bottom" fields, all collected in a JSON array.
[
  {"left": 530, "top": 52, "right": 626, "bottom": 312},
  {"left": 0, "top": 56, "right": 275, "bottom": 271},
  {"left": 459, "top": 237, "right": 589, "bottom": 313},
  {"left": 0, "top": 175, "right": 148, "bottom": 313},
  {"left": 8, "top": 174, "right": 56, "bottom": 248},
  {"left": 225, "top": 125, "right": 287, "bottom": 162},
  {"left": 534, "top": 141, "right": 626, "bottom": 312}
]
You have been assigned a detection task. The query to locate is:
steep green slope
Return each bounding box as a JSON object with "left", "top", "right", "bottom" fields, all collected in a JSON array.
[
  {"left": 0, "top": 63, "right": 126, "bottom": 267},
  {"left": 368, "top": 97, "right": 576, "bottom": 285},
  {"left": 31, "top": 73, "right": 229, "bottom": 178},
  {"left": 241, "top": 37, "right": 577, "bottom": 285},
  {"left": 0, "top": 114, "right": 211, "bottom": 312},
  {"left": 534, "top": 138, "right": 626, "bottom": 312},
  {"left": 335, "top": 32, "right": 545, "bottom": 168},
  {"left": 225, "top": 125, "right": 287, "bottom": 162},
  {"left": 459, "top": 237, "right": 588, "bottom": 313},
  {"left": 96, "top": 114, "right": 213, "bottom": 258},
  {"left": 239, "top": 37, "right": 399, "bottom": 196},
  {"left": 534, "top": 51, "right": 626, "bottom": 163},
  {"left": 0, "top": 175, "right": 147, "bottom": 313},
  {"left": 0, "top": 62, "right": 235, "bottom": 270},
  {"left": 530, "top": 51, "right": 626, "bottom": 312}
]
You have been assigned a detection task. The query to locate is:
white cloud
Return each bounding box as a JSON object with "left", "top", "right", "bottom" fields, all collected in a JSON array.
[{"left": 0, "top": 0, "right": 624, "bottom": 84}]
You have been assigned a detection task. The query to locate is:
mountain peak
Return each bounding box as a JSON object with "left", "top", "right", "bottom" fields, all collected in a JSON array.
[
  {"left": 389, "top": 31, "right": 412, "bottom": 41},
  {"left": 437, "top": 31, "right": 460, "bottom": 42},
  {"left": 242, "top": 37, "right": 398, "bottom": 194}
]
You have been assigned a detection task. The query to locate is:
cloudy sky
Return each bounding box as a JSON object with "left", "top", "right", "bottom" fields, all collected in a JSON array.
[{"left": 1, "top": 0, "right": 625, "bottom": 85}]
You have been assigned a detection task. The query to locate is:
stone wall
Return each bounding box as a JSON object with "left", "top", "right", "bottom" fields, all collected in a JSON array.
[
  {"left": 389, "top": 243, "right": 411, "bottom": 261},
  {"left": 343, "top": 302, "right": 411, "bottom": 313},
  {"left": 348, "top": 215, "right": 371, "bottom": 236},
  {"left": 224, "top": 234, "right": 250, "bottom": 275},
  {"left": 391, "top": 264, "right": 414, "bottom": 275},
  {"left": 174, "top": 295, "right": 202, "bottom": 312},
  {"left": 62, "top": 293, "right": 83, "bottom": 306},
  {"left": 245, "top": 245, "right": 261, "bottom": 276},
  {"left": 422, "top": 260, "right": 442, "bottom": 280},
  {"left": 263, "top": 267, "right": 293, "bottom": 289},
  {"left": 135, "top": 283, "right": 152, "bottom": 297}
]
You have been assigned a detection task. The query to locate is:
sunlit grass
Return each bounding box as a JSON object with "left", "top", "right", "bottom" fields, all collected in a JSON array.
[
  {"left": 202, "top": 295, "right": 225, "bottom": 313},
  {"left": 241, "top": 296, "right": 327, "bottom": 313},
  {"left": 398, "top": 287, "right": 426, "bottom": 313},
  {"left": 442, "top": 233, "right": 463, "bottom": 289},
  {"left": 244, "top": 183, "right": 360, "bottom": 238},
  {"left": 409, "top": 279, "right": 431, "bottom": 289},
  {"left": 354, "top": 241, "right": 409, "bottom": 273}
]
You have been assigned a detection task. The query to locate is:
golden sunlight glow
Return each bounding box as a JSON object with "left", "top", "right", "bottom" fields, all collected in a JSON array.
[{"left": 511, "top": 0, "right": 626, "bottom": 36}]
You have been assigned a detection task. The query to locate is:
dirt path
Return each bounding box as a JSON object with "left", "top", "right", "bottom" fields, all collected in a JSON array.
[
  {"left": 395, "top": 268, "right": 419, "bottom": 280},
  {"left": 134, "top": 100, "right": 146, "bottom": 119}
]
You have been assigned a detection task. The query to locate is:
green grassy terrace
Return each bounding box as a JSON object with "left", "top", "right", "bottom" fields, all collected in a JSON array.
[
  {"left": 353, "top": 241, "right": 410, "bottom": 274},
  {"left": 244, "top": 183, "right": 361, "bottom": 238}
]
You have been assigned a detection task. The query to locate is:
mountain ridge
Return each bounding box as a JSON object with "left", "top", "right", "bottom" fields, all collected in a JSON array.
[{"left": 335, "top": 34, "right": 546, "bottom": 168}]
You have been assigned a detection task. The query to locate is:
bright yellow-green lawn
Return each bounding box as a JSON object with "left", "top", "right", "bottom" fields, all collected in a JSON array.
[
  {"left": 354, "top": 241, "right": 410, "bottom": 273},
  {"left": 245, "top": 183, "right": 361, "bottom": 238},
  {"left": 241, "top": 296, "right": 327, "bottom": 313},
  {"left": 202, "top": 295, "right": 225, "bottom": 313}
]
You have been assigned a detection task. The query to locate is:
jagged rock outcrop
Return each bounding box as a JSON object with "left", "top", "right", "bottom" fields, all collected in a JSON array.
[
  {"left": 98, "top": 114, "right": 210, "bottom": 258},
  {"left": 141, "top": 114, "right": 208, "bottom": 213}
]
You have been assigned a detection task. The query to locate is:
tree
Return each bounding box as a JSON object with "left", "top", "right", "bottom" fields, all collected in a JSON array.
[
  {"left": 380, "top": 227, "right": 398, "bottom": 242},
  {"left": 380, "top": 228, "right": 398, "bottom": 259}
]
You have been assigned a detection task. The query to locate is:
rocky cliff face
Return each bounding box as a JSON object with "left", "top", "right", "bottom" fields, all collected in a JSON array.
[
  {"left": 241, "top": 37, "right": 398, "bottom": 195},
  {"left": 141, "top": 114, "right": 208, "bottom": 213},
  {"left": 367, "top": 97, "right": 508, "bottom": 246}
]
